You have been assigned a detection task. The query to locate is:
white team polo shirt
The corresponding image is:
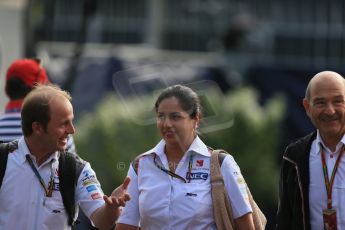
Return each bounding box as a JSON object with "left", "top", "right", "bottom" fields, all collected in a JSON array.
[
  {"left": 118, "top": 136, "right": 252, "bottom": 230},
  {"left": 309, "top": 131, "right": 345, "bottom": 230},
  {"left": 0, "top": 137, "right": 105, "bottom": 230}
]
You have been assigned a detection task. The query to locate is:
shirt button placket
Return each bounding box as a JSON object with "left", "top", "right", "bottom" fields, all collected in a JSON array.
[{"left": 169, "top": 180, "right": 174, "bottom": 230}]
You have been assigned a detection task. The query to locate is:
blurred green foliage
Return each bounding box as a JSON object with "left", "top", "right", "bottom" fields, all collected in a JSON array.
[
  {"left": 74, "top": 87, "right": 285, "bottom": 211},
  {"left": 201, "top": 88, "right": 285, "bottom": 209}
]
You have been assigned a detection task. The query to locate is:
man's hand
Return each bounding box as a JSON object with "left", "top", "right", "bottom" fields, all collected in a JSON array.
[
  {"left": 103, "top": 176, "right": 131, "bottom": 209},
  {"left": 91, "top": 177, "right": 131, "bottom": 230}
]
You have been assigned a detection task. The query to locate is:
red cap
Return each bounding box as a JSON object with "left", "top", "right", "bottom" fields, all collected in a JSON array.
[{"left": 6, "top": 58, "right": 49, "bottom": 87}]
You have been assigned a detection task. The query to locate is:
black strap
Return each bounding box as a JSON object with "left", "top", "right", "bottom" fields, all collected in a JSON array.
[
  {"left": 59, "top": 152, "right": 85, "bottom": 227},
  {"left": 0, "top": 140, "right": 19, "bottom": 188},
  {"left": 0, "top": 144, "right": 10, "bottom": 188}
]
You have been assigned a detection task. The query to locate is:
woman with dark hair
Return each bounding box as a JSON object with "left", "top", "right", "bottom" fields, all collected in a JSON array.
[{"left": 116, "top": 85, "right": 254, "bottom": 230}]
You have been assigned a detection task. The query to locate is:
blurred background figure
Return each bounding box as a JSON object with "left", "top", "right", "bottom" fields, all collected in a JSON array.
[
  {"left": 0, "top": 58, "right": 49, "bottom": 142},
  {"left": 0, "top": 58, "right": 76, "bottom": 154}
]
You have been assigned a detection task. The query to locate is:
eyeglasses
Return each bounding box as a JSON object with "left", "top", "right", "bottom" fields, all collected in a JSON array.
[{"left": 156, "top": 112, "right": 189, "bottom": 122}]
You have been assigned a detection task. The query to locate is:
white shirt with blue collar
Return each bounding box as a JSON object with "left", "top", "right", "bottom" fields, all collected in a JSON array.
[
  {"left": 118, "top": 136, "right": 252, "bottom": 230},
  {"left": 309, "top": 131, "right": 345, "bottom": 230}
]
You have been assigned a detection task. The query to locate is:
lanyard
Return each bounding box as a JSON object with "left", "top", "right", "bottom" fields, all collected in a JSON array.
[
  {"left": 320, "top": 145, "right": 345, "bottom": 209},
  {"left": 153, "top": 154, "right": 193, "bottom": 183},
  {"left": 26, "top": 155, "right": 54, "bottom": 197}
]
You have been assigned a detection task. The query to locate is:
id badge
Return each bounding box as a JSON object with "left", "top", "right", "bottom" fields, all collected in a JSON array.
[{"left": 323, "top": 209, "right": 337, "bottom": 230}]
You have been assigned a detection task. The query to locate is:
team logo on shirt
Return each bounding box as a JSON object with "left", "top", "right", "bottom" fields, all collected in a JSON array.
[
  {"left": 191, "top": 158, "right": 209, "bottom": 171},
  {"left": 187, "top": 172, "right": 209, "bottom": 180},
  {"left": 195, "top": 160, "right": 204, "bottom": 167},
  {"left": 54, "top": 182, "right": 60, "bottom": 191},
  {"left": 49, "top": 180, "right": 60, "bottom": 191}
]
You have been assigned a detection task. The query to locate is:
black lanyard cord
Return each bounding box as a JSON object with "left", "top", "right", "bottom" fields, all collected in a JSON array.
[
  {"left": 153, "top": 154, "right": 193, "bottom": 183},
  {"left": 26, "top": 155, "right": 54, "bottom": 197}
]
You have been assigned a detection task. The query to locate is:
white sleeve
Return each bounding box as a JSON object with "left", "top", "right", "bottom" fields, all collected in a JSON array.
[
  {"left": 117, "top": 164, "right": 140, "bottom": 227},
  {"left": 221, "top": 155, "right": 252, "bottom": 218},
  {"left": 75, "top": 163, "right": 105, "bottom": 218}
]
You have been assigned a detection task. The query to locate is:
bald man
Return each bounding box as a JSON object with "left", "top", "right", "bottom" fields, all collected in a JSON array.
[{"left": 276, "top": 71, "right": 345, "bottom": 230}]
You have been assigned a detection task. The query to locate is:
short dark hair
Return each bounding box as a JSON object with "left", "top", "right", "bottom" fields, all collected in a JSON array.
[
  {"left": 5, "top": 77, "right": 32, "bottom": 100},
  {"left": 21, "top": 84, "right": 72, "bottom": 137},
  {"left": 154, "top": 84, "right": 202, "bottom": 119}
]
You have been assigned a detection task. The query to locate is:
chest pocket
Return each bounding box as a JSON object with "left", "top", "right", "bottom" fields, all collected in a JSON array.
[
  {"left": 175, "top": 181, "right": 213, "bottom": 222},
  {"left": 42, "top": 194, "right": 69, "bottom": 227}
]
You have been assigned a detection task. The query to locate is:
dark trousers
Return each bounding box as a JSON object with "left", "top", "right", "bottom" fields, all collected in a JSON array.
[{"left": 75, "top": 209, "right": 98, "bottom": 230}]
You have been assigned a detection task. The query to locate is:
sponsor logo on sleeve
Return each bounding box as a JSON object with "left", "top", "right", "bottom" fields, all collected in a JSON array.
[
  {"left": 82, "top": 170, "right": 92, "bottom": 177},
  {"left": 81, "top": 172, "right": 96, "bottom": 182},
  {"left": 91, "top": 193, "right": 102, "bottom": 200},
  {"left": 82, "top": 178, "right": 98, "bottom": 187},
  {"left": 86, "top": 185, "right": 98, "bottom": 193},
  {"left": 237, "top": 177, "right": 245, "bottom": 184}
]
